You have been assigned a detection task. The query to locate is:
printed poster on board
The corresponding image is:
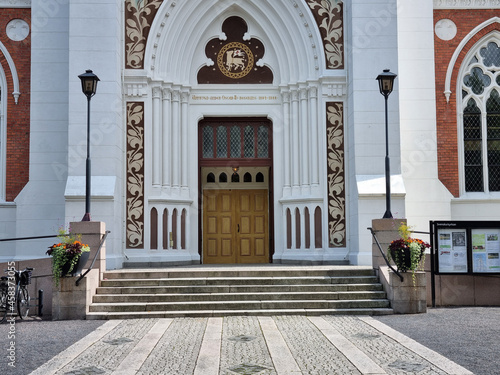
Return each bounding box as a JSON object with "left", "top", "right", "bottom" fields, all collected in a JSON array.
[
  {"left": 472, "top": 229, "right": 500, "bottom": 273},
  {"left": 437, "top": 229, "right": 468, "bottom": 273}
]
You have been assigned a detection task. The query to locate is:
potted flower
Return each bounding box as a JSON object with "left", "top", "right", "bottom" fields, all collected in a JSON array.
[
  {"left": 387, "top": 223, "right": 430, "bottom": 284},
  {"left": 46, "top": 230, "right": 90, "bottom": 287}
]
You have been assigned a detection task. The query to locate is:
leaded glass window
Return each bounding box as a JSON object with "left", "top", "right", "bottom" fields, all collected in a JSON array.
[
  {"left": 461, "top": 39, "right": 500, "bottom": 193},
  {"left": 200, "top": 121, "right": 270, "bottom": 161},
  {"left": 487, "top": 90, "right": 500, "bottom": 191},
  {"left": 230, "top": 126, "right": 240, "bottom": 158},
  {"left": 216, "top": 126, "right": 227, "bottom": 158},
  {"left": 244, "top": 126, "right": 254, "bottom": 158},
  {"left": 257, "top": 126, "right": 268, "bottom": 158}
]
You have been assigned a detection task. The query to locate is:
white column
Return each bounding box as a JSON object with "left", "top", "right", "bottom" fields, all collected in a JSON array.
[
  {"left": 181, "top": 91, "right": 189, "bottom": 189},
  {"left": 171, "top": 89, "right": 180, "bottom": 189},
  {"left": 291, "top": 90, "right": 300, "bottom": 191},
  {"left": 152, "top": 86, "right": 161, "bottom": 187},
  {"left": 300, "top": 87, "right": 309, "bottom": 189},
  {"left": 291, "top": 207, "right": 297, "bottom": 249},
  {"left": 309, "top": 86, "right": 319, "bottom": 186},
  {"left": 282, "top": 90, "right": 291, "bottom": 190},
  {"left": 162, "top": 87, "right": 171, "bottom": 188},
  {"left": 309, "top": 205, "right": 315, "bottom": 249}
]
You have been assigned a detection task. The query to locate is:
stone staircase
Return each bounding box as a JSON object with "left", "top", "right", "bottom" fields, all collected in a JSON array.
[{"left": 86, "top": 266, "right": 393, "bottom": 319}]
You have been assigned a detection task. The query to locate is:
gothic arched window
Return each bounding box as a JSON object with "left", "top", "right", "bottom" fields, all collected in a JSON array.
[{"left": 461, "top": 39, "right": 500, "bottom": 193}]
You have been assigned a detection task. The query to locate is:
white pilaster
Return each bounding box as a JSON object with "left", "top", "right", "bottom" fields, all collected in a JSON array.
[
  {"left": 162, "top": 87, "right": 171, "bottom": 188},
  {"left": 282, "top": 90, "right": 291, "bottom": 191},
  {"left": 171, "top": 89, "right": 180, "bottom": 189},
  {"left": 152, "top": 86, "right": 161, "bottom": 187},
  {"left": 309, "top": 86, "right": 319, "bottom": 187},
  {"left": 181, "top": 90, "right": 189, "bottom": 190},
  {"left": 300, "top": 87, "right": 310, "bottom": 191},
  {"left": 291, "top": 89, "right": 300, "bottom": 192}
]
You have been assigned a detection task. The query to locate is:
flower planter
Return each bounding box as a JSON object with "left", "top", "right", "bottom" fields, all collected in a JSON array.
[
  {"left": 71, "top": 251, "right": 90, "bottom": 276},
  {"left": 389, "top": 247, "right": 423, "bottom": 272}
]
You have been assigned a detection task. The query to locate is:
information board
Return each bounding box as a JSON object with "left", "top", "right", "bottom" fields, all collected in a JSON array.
[{"left": 431, "top": 221, "right": 500, "bottom": 275}]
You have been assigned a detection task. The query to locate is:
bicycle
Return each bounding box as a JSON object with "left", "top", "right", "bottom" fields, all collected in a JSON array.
[{"left": 0, "top": 265, "right": 33, "bottom": 323}]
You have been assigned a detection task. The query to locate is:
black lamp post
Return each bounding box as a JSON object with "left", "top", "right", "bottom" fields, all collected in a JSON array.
[
  {"left": 78, "top": 69, "right": 100, "bottom": 222},
  {"left": 376, "top": 69, "right": 397, "bottom": 219}
]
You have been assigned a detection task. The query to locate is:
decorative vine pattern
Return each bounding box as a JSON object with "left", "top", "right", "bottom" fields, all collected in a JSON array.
[
  {"left": 326, "top": 102, "right": 346, "bottom": 247},
  {"left": 126, "top": 102, "right": 145, "bottom": 248},
  {"left": 306, "top": 0, "right": 344, "bottom": 69},
  {"left": 125, "top": 0, "right": 163, "bottom": 69}
]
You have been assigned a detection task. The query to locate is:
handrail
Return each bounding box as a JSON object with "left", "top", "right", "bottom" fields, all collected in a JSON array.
[
  {"left": 367, "top": 227, "right": 404, "bottom": 282},
  {"left": 75, "top": 230, "right": 110, "bottom": 286},
  {"left": 0, "top": 234, "right": 70, "bottom": 242}
]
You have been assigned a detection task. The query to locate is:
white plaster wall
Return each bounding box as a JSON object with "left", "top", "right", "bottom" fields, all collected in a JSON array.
[
  {"left": 0, "top": 203, "right": 16, "bottom": 261},
  {"left": 346, "top": 0, "right": 401, "bottom": 265},
  {"left": 66, "top": 0, "right": 124, "bottom": 269},
  {"left": 12, "top": 1, "right": 70, "bottom": 260},
  {"left": 397, "top": 0, "right": 452, "bottom": 240}
]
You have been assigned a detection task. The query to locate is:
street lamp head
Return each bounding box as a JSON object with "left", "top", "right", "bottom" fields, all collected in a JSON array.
[
  {"left": 78, "top": 69, "right": 100, "bottom": 99},
  {"left": 376, "top": 69, "right": 397, "bottom": 97}
]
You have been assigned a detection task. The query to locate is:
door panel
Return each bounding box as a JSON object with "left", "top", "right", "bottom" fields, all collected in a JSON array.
[{"left": 203, "top": 189, "right": 269, "bottom": 264}]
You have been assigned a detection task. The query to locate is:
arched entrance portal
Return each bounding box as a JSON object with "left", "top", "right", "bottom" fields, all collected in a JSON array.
[{"left": 199, "top": 117, "right": 273, "bottom": 264}]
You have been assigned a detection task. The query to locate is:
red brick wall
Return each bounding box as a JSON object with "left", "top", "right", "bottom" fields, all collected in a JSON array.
[
  {"left": 0, "top": 9, "right": 31, "bottom": 202},
  {"left": 434, "top": 10, "right": 500, "bottom": 197}
]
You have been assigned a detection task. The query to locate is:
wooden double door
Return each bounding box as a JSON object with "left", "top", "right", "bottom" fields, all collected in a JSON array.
[{"left": 203, "top": 189, "right": 269, "bottom": 264}]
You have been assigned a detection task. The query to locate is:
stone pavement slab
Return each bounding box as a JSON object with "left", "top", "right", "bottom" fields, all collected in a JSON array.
[{"left": 25, "top": 315, "right": 472, "bottom": 375}]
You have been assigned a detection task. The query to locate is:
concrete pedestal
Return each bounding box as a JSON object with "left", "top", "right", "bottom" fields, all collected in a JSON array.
[
  {"left": 380, "top": 266, "right": 427, "bottom": 314},
  {"left": 51, "top": 221, "right": 106, "bottom": 320},
  {"left": 52, "top": 269, "right": 99, "bottom": 320}
]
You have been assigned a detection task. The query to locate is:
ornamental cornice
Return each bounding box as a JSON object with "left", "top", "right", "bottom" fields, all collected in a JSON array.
[
  {"left": 434, "top": 0, "right": 500, "bottom": 8},
  {"left": 0, "top": 0, "right": 30, "bottom": 8}
]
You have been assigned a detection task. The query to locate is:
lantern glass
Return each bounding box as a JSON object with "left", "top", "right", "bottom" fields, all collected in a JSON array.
[
  {"left": 376, "top": 69, "right": 397, "bottom": 97},
  {"left": 78, "top": 69, "right": 100, "bottom": 98}
]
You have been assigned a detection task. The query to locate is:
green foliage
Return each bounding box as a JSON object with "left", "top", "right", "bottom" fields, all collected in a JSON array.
[
  {"left": 388, "top": 223, "right": 430, "bottom": 286},
  {"left": 46, "top": 228, "right": 90, "bottom": 287}
]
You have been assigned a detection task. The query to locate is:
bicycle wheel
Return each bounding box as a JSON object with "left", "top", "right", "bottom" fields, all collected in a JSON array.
[
  {"left": 17, "top": 286, "right": 29, "bottom": 319},
  {"left": 0, "top": 287, "right": 7, "bottom": 323}
]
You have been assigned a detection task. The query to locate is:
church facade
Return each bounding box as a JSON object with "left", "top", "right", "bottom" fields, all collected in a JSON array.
[{"left": 0, "top": 0, "right": 499, "bottom": 269}]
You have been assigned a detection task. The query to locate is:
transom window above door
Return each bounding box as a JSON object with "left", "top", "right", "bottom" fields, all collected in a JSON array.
[{"left": 199, "top": 118, "right": 272, "bottom": 165}]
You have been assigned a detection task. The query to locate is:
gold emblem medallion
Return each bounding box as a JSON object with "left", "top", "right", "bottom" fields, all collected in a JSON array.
[{"left": 217, "top": 42, "right": 254, "bottom": 79}]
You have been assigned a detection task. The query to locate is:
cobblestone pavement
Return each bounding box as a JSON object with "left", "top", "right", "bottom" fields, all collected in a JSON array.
[{"left": 0, "top": 315, "right": 472, "bottom": 375}]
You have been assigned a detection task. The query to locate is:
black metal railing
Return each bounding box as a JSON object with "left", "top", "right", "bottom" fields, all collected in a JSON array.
[
  {"left": 0, "top": 234, "right": 69, "bottom": 242},
  {"left": 367, "top": 227, "right": 404, "bottom": 282},
  {"left": 75, "top": 230, "right": 110, "bottom": 286}
]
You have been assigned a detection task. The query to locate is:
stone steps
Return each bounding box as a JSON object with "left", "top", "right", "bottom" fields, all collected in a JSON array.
[
  {"left": 92, "top": 291, "right": 387, "bottom": 303},
  {"left": 87, "top": 266, "right": 393, "bottom": 319},
  {"left": 96, "top": 283, "right": 383, "bottom": 294},
  {"left": 99, "top": 276, "right": 380, "bottom": 287}
]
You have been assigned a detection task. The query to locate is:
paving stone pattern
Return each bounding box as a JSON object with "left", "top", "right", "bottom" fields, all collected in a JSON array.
[
  {"left": 56, "top": 319, "right": 157, "bottom": 375},
  {"left": 273, "top": 315, "right": 361, "bottom": 374},
  {"left": 220, "top": 316, "right": 276, "bottom": 375},
  {"left": 323, "top": 316, "right": 448, "bottom": 375},
  {"left": 138, "top": 318, "right": 207, "bottom": 375},
  {"left": 26, "top": 316, "right": 472, "bottom": 375}
]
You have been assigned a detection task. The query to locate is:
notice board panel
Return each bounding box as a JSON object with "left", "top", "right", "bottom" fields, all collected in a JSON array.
[{"left": 431, "top": 221, "right": 500, "bottom": 275}]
